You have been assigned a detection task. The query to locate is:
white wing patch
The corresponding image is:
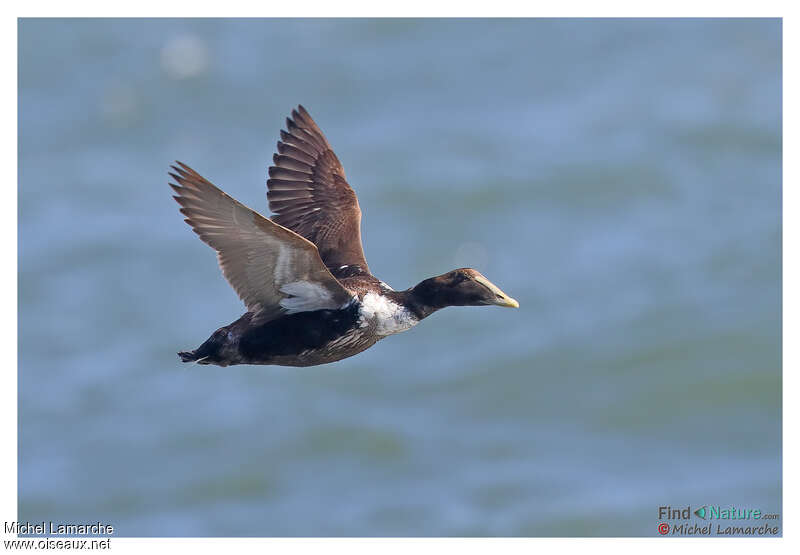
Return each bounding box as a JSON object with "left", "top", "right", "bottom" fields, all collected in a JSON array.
[
  {"left": 279, "top": 281, "right": 353, "bottom": 314},
  {"left": 359, "top": 292, "right": 418, "bottom": 336},
  {"left": 273, "top": 243, "right": 293, "bottom": 284}
]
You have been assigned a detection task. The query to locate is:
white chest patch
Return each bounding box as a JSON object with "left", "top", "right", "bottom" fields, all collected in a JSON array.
[
  {"left": 279, "top": 281, "right": 352, "bottom": 314},
  {"left": 358, "top": 292, "right": 419, "bottom": 336}
]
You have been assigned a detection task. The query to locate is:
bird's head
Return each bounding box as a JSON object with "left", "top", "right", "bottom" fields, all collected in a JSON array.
[{"left": 407, "top": 268, "right": 519, "bottom": 317}]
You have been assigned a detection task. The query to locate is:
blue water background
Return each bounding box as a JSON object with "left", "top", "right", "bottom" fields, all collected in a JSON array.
[{"left": 18, "top": 18, "right": 781, "bottom": 536}]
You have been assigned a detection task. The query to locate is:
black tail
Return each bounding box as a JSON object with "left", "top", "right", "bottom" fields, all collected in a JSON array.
[
  {"left": 178, "top": 350, "right": 199, "bottom": 363},
  {"left": 177, "top": 327, "right": 230, "bottom": 365},
  {"left": 177, "top": 349, "right": 214, "bottom": 364}
]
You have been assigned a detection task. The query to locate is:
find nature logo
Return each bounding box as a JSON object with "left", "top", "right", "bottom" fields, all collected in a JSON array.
[{"left": 656, "top": 505, "right": 780, "bottom": 536}]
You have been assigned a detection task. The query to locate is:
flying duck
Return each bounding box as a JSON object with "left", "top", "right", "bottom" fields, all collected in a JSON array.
[{"left": 171, "top": 105, "right": 518, "bottom": 367}]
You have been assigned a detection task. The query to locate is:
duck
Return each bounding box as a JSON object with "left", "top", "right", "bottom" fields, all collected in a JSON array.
[{"left": 171, "top": 105, "right": 518, "bottom": 367}]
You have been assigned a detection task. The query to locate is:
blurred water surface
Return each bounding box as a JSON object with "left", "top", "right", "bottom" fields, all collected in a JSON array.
[{"left": 18, "top": 18, "right": 781, "bottom": 536}]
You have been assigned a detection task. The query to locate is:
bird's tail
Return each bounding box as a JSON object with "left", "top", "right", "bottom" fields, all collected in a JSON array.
[
  {"left": 177, "top": 350, "right": 211, "bottom": 364},
  {"left": 178, "top": 350, "right": 196, "bottom": 362},
  {"left": 177, "top": 326, "right": 231, "bottom": 365}
]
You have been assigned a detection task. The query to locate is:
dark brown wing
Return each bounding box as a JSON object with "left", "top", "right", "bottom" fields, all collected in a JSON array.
[
  {"left": 170, "top": 162, "right": 354, "bottom": 323},
  {"left": 267, "top": 105, "right": 370, "bottom": 273}
]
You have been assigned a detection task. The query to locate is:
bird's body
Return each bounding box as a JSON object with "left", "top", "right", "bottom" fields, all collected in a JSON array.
[
  {"left": 171, "top": 106, "right": 518, "bottom": 367},
  {"left": 182, "top": 273, "right": 417, "bottom": 367}
]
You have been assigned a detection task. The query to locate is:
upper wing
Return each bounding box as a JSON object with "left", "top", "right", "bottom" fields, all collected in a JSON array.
[
  {"left": 267, "top": 105, "right": 370, "bottom": 273},
  {"left": 170, "top": 162, "right": 354, "bottom": 322}
]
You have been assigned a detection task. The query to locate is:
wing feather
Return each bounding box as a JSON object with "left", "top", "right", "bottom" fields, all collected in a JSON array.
[
  {"left": 170, "top": 162, "right": 354, "bottom": 322},
  {"left": 267, "top": 105, "right": 370, "bottom": 273}
]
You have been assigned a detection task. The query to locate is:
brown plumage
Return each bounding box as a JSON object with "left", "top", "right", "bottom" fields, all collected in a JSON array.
[
  {"left": 170, "top": 161, "right": 352, "bottom": 326},
  {"left": 268, "top": 105, "right": 369, "bottom": 273},
  {"left": 171, "top": 105, "right": 518, "bottom": 367}
]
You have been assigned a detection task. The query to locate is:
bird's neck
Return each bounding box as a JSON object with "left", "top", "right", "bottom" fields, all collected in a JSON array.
[{"left": 387, "top": 279, "right": 450, "bottom": 320}]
